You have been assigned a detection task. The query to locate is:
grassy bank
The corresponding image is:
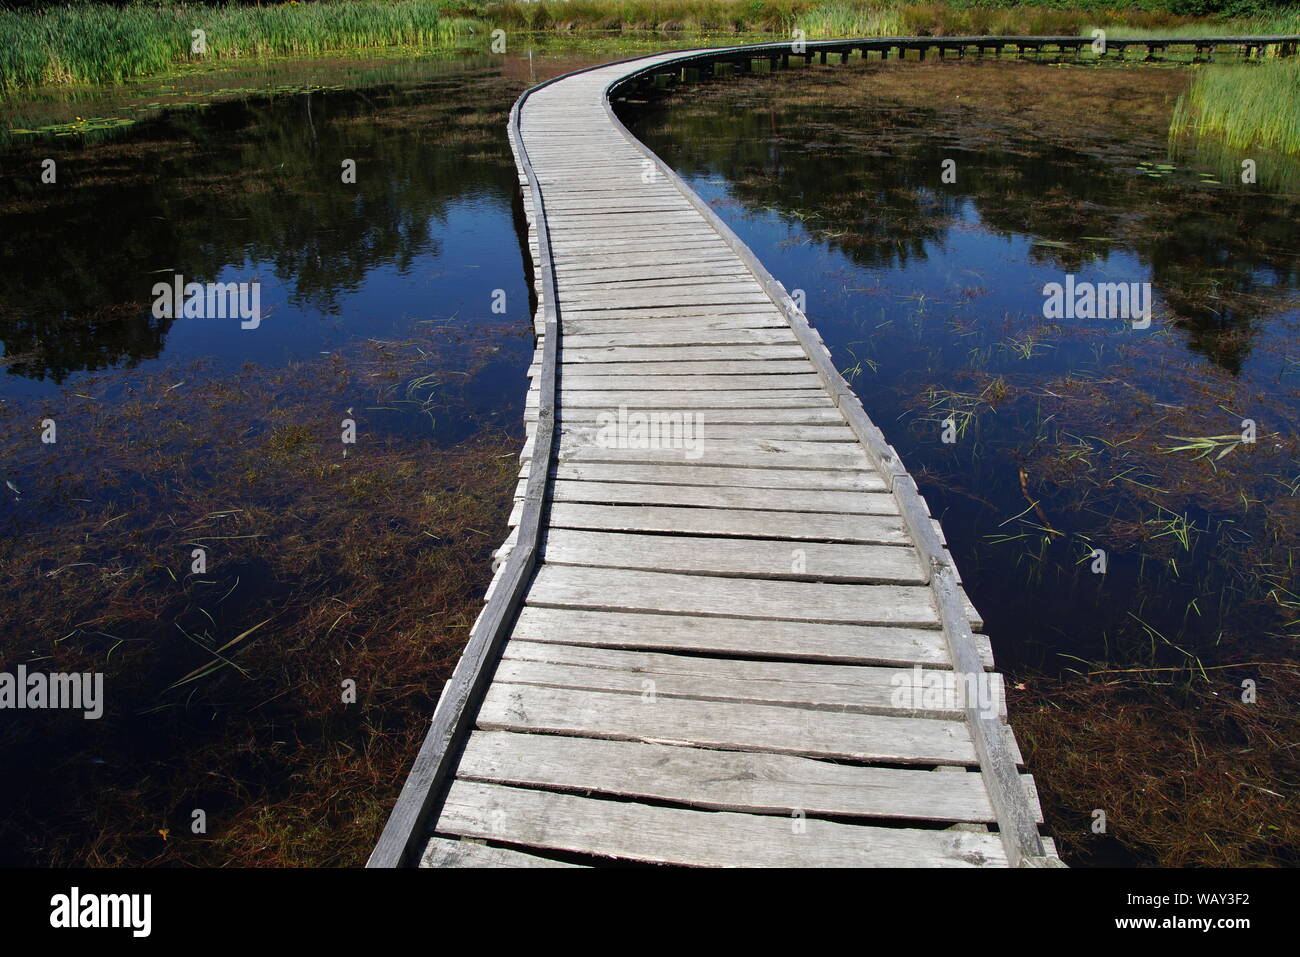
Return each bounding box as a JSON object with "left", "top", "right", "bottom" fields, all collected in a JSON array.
[
  {"left": 4, "top": 0, "right": 1300, "bottom": 93},
  {"left": 1172, "top": 57, "right": 1300, "bottom": 154},
  {"left": 0, "top": 1, "right": 481, "bottom": 89}
]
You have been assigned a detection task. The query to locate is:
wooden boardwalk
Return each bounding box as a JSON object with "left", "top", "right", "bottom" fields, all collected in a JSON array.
[{"left": 362, "top": 34, "right": 1300, "bottom": 869}]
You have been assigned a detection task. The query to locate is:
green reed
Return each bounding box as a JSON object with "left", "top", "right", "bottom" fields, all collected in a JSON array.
[
  {"left": 0, "top": 2, "right": 481, "bottom": 92},
  {"left": 1171, "top": 56, "right": 1300, "bottom": 154}
]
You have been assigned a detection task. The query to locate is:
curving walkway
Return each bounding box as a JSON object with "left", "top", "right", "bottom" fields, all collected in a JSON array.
[{"left": 362, "top": 37, "right": 1300, "bottom": 868}]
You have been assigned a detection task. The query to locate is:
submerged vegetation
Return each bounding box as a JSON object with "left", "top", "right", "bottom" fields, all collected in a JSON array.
[
  {"left": 4, "top": 0, "right": 1300, "bottom": 92},
  {"left": 0, "top": 58, "right": 534, "bottom": 865},
  {"left": 0, "top": 345, "right": 520, "bottom": 865}
]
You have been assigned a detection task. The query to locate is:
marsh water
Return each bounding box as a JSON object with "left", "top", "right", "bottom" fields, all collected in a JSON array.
[
  {"left": 1, "top": 48, "right": 1297, "bottom": 865},
  {"left": 0, "top": 47, "right": 612, "bottom": 865},
  {"left": 624, "top": 61, "right": 1300, "bottom": 679}
]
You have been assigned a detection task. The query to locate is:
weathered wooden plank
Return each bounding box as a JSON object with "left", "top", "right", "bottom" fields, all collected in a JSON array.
[
  {"left": 537, "top": 359, "right": 817, "bottom": 376},
  {"left": 531, "top": 478, "right": 887, "bottom": 513},
  {"left": 561, "top": 314, "right": 791, "bottom": 336},
  {"left": 559, "top": 344, "right": 808, "bottom": 362},
  {"left": 542, "top": 528, "right": 924, "bottom": 583},
  {"left": 558, "top": 283, "right": 766, "bottom": 302},
  {"left": 542, "top": 422, "right": 857, "bottom": 444},
  {"left": 527, "top": 390, "right": 833, "bottom": 409},
  {"left": 497, "top": 641, "right": 998, "bottom": 717},
  {"left": 437, "top": 780, "right": 1009, "bottom": 867},
  {"left": 546, "top": 503, "right": 907, "bottom": 544},
  {"left": 420, "top": 835, "right": 585, "bottom": 868},
  {"left": 543, "top": 406, "right": 851, "bottom": 426},
  {"left": 510, "top": 606, "right": 995, "bottom": 669},
  {"left": 524, "top": 460, "right": 886, "bottom": 490},
  {"left": 476, "top": 683, "right": 980, "bottom": 765},
  {"left": 560, "top": 373, "right": 824, "bottom": 391},
  {"left": 538, "top": 441, "right": 872, "bottom": 473},
  {"left": 561, "top": 328, "right": 795, "bottom": 348},
  {"left": 557, "top": 265, "right": 753, "bottom": 286},
  {"left": 561, "top": 303, "right": 790, "bottom": 321},
  {"left": 550, "top": 431, "right": 865, "bottom": 457},
  {"left": 458, "top": 731, "right": 1034, "bottom": 821},
  {"left": 528, "top": 564, "right": 946, "bottom": 626}
]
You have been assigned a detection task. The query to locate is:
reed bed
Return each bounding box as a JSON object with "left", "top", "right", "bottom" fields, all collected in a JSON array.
[
  {"left": 1171, "top": 56, "right": 1300, "bottom": 154},
  {"left": 0, "top": 2, "right": 481, "bottom": 91},
  {"left": 798, "top": 2, "right": 1195, "bottom": 39},
  {"left": 5, "top": 1, "right": 1299, "bottom": 92},
  {"left": 1085, "top": 10, "right": 1300, "bottom": 39}
]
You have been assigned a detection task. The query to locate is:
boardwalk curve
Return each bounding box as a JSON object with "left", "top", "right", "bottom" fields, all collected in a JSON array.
[{"left": 369, "top": 34, "right": 1296, "bottom": 869}]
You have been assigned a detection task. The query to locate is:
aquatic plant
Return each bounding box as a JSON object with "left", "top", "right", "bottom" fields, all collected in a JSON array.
[
  {"left": 1170, "top": 57, "right": 1300, "bottom": 155},
  {"left": 0, "top": 1, "right": 481, "bottom": 91}
]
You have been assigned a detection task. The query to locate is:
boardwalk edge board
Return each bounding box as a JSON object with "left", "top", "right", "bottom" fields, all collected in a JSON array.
[
  {"left": 364, "top": 60, "right": 570, "bottom": 869},
  {"left": 370, "top": 34, "right": 1300, "bottom": 870}
]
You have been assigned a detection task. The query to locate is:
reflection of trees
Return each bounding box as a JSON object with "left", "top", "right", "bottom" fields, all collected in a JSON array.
[
  {"left": 0, "top": 73, "right": 517, "bottom": 382},
  {"left": 627, "top": 83, "right": 1300, "bottom": 373}
]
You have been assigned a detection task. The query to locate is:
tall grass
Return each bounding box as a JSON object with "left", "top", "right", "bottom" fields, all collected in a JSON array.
[
  {"left": 482, "top": 0, "right": 804, "bottom": 33},
  {"left": 1085, "top": 9, "right": 1300, "bottom": 38},
  {"left": 1170, "top": 57, "right": 1300, "bottom": 153},
  {"left": 0, "top": 2, "right": 482, "bottom": 91},
  {"left": 798, "top": 3, "right": 906, "bottom": 37},
  {"left": 3, "top": 1, "right": 1299, "bottom": 92}
]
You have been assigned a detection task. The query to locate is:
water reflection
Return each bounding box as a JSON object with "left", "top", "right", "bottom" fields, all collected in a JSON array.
[
  {"left": 0, "top": 65, "right": 525, "bottom": 390},
  {"left": 624, "top": 62, "right": 1300, "bottom": 674}
]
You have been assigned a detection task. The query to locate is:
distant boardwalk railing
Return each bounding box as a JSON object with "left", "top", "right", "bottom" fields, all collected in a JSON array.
[{"left": 369, "top": 35, "right": 1296, "bottom": 869}]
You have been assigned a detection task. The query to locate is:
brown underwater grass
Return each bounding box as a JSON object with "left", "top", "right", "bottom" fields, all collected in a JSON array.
[{"left": 0, "top": 332, "right": 521, "bottom": 866}]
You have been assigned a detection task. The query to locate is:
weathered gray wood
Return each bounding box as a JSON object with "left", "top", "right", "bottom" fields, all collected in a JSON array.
[
  {"left": 437, "top": 780, "right": 1010, "bottom": 867},
  {"left": 540, "top": 438, "right": 873, "bottom": 472},
  {"left": 540, "top": 404, "right": 851, "bottom": 424},
  {"left": 532, "top": 478, "right": 890, "bottom": 513},
  {"left": 547, "top": 422, "right": 858, "bottom": 444},
  {"left": 562, "top": 314, "right": 791, "bottom": 335},
  {"left": 561, "top": 327, "right": 796, "bottom": 347},
  {"left": 458, "top": 731, "right": 1034, "bottom": 821},
  {"left": 545, "top": 502, "right": 908, "bottom": 544},
  {"left": 542, "top": 528, "right": 925, "bottom": 583},
  {"left": 498, "top": 641, "right": 1000, "bottom": 717},
  {"left": 477, "top": 682, "right": 982, "bottom": 765},
  {"left": 521, "top": 460, "right": 886, "bottom": 490},
  {"left": 527, "top": 389, "right": 833, "bottom": 409},
  {"left": 559, "top": 344, "right": 808, "bottom": 362},
  {"left": 510, "top": 605, "right": 994, "bottom": 668},
  {"left": 420, "top": 835, "right": 585, "bottom": 868},
  {"left": 596, "top": 51, "right": 1057, "bottom": 866},
  {"left": 379, "top": 41, "right": 1070, "bottom": 868},
  {"left": 527, "top": 565, "right": 947, "bottom": 627},
  {"left": 559, "top": 373, "right": 824, "bottom": 392}
]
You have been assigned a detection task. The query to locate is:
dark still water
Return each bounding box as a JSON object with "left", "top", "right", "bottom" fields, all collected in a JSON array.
[
  {"left": 622, "top": 60, "right": 1300, "bottom": 679},
  {"left": 1, "top": 56, "right": 542, "bottom": 432},
  {"left": 0, "top": 50, "right": 610, "bottom": 866}
]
